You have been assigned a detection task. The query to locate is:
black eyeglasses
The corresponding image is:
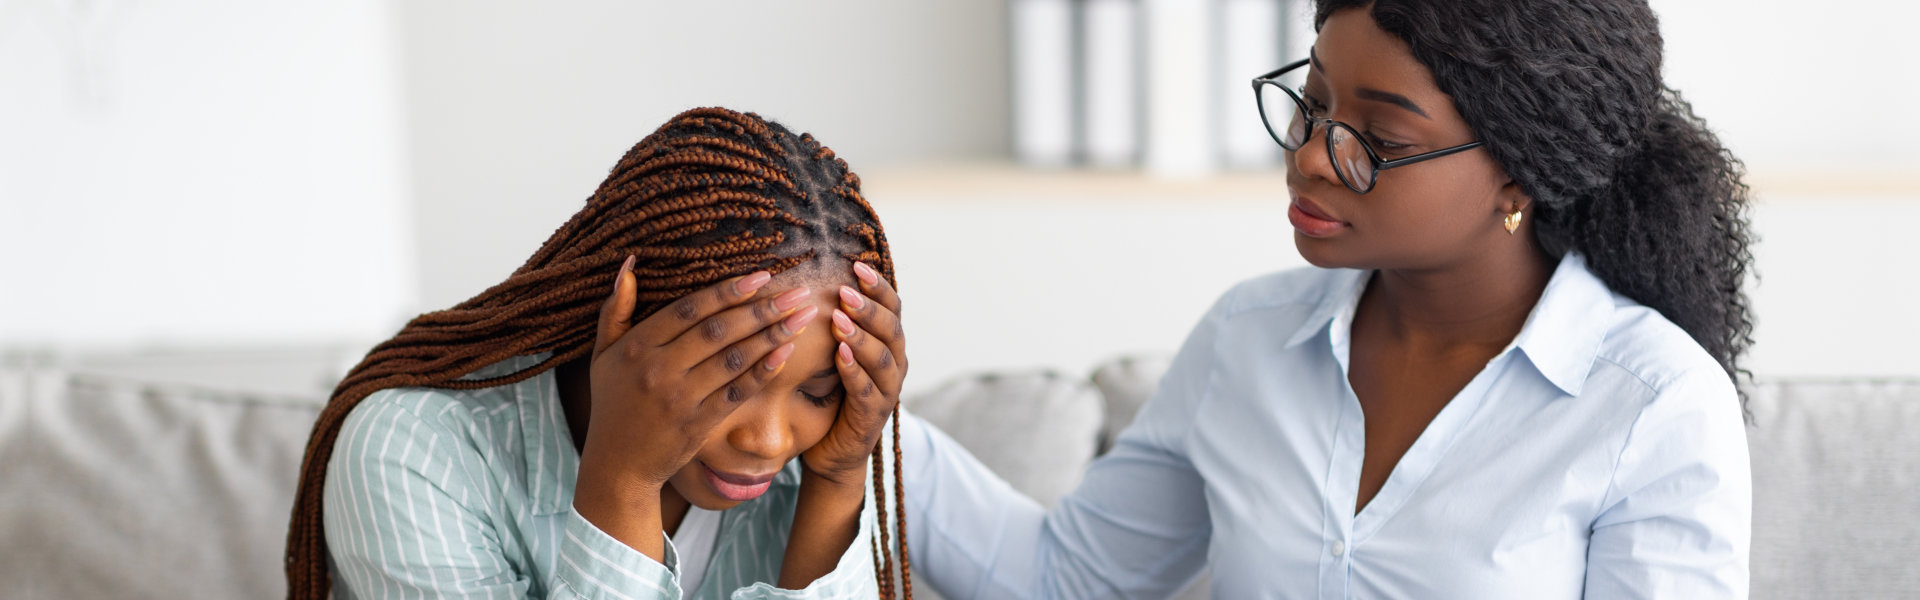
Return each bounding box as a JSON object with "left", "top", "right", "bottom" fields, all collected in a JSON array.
[{"left": 1252, "top": 58, "right": 1483, "bottom": 194}]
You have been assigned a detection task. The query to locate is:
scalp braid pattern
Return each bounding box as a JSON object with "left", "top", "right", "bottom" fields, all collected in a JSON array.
[{"left": 284, "top": 107, "right": 912, "bottom": 599}]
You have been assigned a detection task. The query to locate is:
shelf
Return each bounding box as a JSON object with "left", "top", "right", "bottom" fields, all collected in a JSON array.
[
  {"left": 857, "top": 161, "right": 1920, "bottom": 205},
  {"left": 859, "top": 162, "right": 1292, "bottom": 204}
]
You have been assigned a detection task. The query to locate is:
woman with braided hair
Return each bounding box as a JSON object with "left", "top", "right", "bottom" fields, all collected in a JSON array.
[
  {"left": 285, "top": 107, "right": 916, "bottom": 599},
  {"left": 899, "top": 1, "right": 1754, "bottom": 598}
]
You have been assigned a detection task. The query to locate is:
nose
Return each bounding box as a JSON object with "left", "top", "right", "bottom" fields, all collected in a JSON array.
[
  {"left": 1287, "top": 121, "right": 1343, "bottom": 188},
  {"left": 723, "top": 394, "right": 796, "bottom": 462}
]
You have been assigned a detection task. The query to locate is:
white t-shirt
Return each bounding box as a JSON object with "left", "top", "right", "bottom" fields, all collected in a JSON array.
[{"left": 670, "top": 506, "right": 724, "bottom": 600}]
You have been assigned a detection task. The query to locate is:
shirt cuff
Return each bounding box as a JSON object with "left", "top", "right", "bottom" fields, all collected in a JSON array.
[{"left": 556, "top": 505, "right": 685, "bottom": 599}]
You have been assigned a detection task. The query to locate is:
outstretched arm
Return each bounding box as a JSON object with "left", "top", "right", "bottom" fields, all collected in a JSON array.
[{"left": 900, "top": 291, "right": 1235, "bottom": 599}]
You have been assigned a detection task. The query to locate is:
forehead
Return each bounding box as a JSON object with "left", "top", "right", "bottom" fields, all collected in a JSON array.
[
  {"left": 768, "top": 260, "right": 854, "bottom": 289},
  {"left": 758, "top": 265, "right": 852, "bottom": 380},
  {"left": 1311, "top": 9, "right": 1444, "bottom": 99}
]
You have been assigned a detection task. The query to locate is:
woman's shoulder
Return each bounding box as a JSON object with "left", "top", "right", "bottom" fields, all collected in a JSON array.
[
  {"left": 1590, "top": 294, "right": 1738, "bottom": 405},
  {"left": 339, "top": 384, "right": 517, "bottom": 443},
  {"left": 336, "top": 355, "right": 550, "bottom": 447}
]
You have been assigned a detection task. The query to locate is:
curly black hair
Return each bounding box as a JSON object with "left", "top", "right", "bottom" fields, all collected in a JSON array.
[{"left": 1313, "top": 0, "right": 1756, "bottom": 404}]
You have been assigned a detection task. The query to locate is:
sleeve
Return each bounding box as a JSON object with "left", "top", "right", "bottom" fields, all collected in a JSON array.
[
  {"left": 323, "top": 390, "right": 686, "bottom": 600},
  {"left": 901, "top": 292, "right": 1230, "bottom": 600},
  {"left": 1584, "top": 371, "right": 1752, "bottom": 598},
  {"left": 552, "top": 509, "right": 685, "bottom": 600}
]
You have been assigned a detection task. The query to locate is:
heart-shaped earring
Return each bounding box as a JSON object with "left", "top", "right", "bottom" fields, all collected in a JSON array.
[{"left": 1504, "top": 210, "right": 1524, "bottom": 235}]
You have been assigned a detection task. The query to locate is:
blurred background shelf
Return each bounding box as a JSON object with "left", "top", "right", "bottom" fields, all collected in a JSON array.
[{"left": 863, "top": 162, "right": 1920, "bottom": 204}]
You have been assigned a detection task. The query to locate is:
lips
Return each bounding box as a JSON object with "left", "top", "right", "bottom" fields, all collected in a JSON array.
[
  {"left": 702, "top": 462, "right": 776, "bottom": 502},
  {"left": 1287, "top": 193, "right": 1349, "bottom": 238}
]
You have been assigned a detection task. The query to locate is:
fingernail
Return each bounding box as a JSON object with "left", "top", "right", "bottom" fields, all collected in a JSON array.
[
  {"left": 735, "top": 271, "right": 772, "bottom": 295},
  {"left": 782, "top": 306, "right": 817, "bottom": 336},
  {"left": 853, "top": 262, "right": 879, "bottom": 286},
  {"left": 839, "top": 285, "right": 864, "bottom": 310},
  {"left": 765, "top": 343, "right": 796, "bottom": 371},
  {"left": 837, "top": 342, "right": 855, "bottom": 366},
  {"left": 832, "top": 309, "right": 855, "bottom": 337},
  {"left": 613, "top": 255, "right": 636, "bottom": 293},
  {"left": 773, "top": 287, "right": 810, "bottom": 311}
]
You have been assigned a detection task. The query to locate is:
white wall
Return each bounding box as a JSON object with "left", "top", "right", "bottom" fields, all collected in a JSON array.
[
  {"left": 873, "top": 188, "right": 1920, "bottom": 394},
  {"left": 872, "top": 183, "right": 1308, "bottom": 393},
  {"left": 394, "top": 0, "right": 1010, "bottom": 311},
  {"left": 0, "top": 0, "right": 414, "bottom": 347},
  {"left": 1742, "top": 196, "right": 1920, "bottom": 380},
  {"left": 1655, "top": 0, "right": 1920, "bottom": 175}
]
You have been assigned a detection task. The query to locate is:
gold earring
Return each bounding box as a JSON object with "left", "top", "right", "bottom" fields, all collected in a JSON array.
[{"left": 1504, "top": 210, "right": 1524, "bottom": 235}]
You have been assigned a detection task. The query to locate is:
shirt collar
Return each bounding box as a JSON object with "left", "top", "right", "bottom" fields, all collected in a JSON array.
[
  {"left": 1279, "top": 253, "right": 1614, "bottom": 397},
  {"left": 1508, "top": 253, "right": 1614, "bottom": 396},
  {"left": 1284, "top": 268, "right": 1368, "bottom": 349}
]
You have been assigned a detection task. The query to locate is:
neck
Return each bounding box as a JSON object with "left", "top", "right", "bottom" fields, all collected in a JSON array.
[
  {"left": 1357, "top": 242, "right": 1556, "bottom": 350},
  {"left": 556, "top": 356, "right": 694, "bottom": 536}
]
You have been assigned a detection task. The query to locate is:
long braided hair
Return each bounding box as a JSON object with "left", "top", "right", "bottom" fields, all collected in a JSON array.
[{"left": 284, "top": 107, "right": 914, "bottom": 599}]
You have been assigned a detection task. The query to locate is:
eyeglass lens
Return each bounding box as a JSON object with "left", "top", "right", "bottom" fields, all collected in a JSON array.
[{"left": 1259, "top": 74, "right": 1377, "bottom": 192}]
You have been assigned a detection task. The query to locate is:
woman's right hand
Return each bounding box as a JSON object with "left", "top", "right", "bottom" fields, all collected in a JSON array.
[{"left": 572, "top": 256, "right": 816, "bottom": 556}]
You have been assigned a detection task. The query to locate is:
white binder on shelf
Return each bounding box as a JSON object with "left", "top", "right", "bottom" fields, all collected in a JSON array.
[
  {"left": 1142, "top": 0, "right": 1216, "bottom": 179},
  {"left": 1219, "top": 0, "right": 1284, "bottom": 170},
  {"left": 1012, "top": 0, "right": 1078, "bottom": 168},
  {"left": 1079, "top": 0, "right": 1141, "bottom": 169}
]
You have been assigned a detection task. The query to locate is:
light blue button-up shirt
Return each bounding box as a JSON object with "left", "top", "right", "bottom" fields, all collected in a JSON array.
[
  {"left": 323, "top": 354, "right": 878, "bottom": 599},
  {"left": 901, "top": 254, "right": 1750, "bottom": 599}
]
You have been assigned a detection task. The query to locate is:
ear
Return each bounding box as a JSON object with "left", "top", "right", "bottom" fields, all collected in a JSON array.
[{"left": 1496, "top": 178, "right": 1532, "bottom": 217}]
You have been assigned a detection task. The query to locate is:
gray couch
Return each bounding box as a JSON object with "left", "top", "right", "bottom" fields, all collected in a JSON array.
[{"left": 2, "top": 349, "right": 1914, "bottom": 598}]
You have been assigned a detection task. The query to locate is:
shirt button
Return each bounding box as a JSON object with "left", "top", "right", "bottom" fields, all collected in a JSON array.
[{"left": 1331, "top": 540, "right": 1346, "bottom": 557}]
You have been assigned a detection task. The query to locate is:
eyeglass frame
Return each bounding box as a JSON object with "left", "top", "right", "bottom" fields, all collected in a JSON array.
[{"left": 1251, "top": 58, "right": 1484, "bottom": 194}]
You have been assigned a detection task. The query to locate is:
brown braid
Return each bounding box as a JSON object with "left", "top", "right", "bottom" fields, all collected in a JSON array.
[{"left": 284, "top": 107, "right": 912, "bottom": 599}]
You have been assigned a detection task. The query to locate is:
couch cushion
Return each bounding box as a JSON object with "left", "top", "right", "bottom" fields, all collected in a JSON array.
[
  {"left": 904, "top": 369, "right": 1104, "bottom": 508},
  {"left": 1746, "top": 378, "right": 1920, "bottom": 599},
  {"left": 0, "top": 363, "right": 324, "bottom": 598},
  {"left": 1089, "top": 355, "right": 1174, "bottom": 455}
]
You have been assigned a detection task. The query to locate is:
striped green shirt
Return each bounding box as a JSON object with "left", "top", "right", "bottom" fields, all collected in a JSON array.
[{"left": 323, "top": 354, "right": 878, "bottom": 599}]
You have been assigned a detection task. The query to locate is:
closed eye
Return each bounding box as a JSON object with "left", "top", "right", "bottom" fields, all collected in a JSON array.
[
  {"left": 801, "top": 384, "right": 844, "bottom": 408},
  {"left": 1367, "top": 134, "right": 1410, "bottom": 152}
]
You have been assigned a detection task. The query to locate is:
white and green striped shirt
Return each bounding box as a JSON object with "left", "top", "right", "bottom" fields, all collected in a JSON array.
[{"left": 323, "top": 354, "right": 878, "bottom": 599}]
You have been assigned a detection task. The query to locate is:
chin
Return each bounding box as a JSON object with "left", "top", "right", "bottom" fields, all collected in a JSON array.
[
  {"left": 670, "top": 479, "right": 747, "bottom": 511},
  {"left": 1294, "top": 234, "right": 1356, "bottom": 269}
]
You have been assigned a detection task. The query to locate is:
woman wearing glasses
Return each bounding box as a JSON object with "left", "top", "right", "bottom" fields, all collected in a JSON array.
[{"left": 899, "top": 0, "right": 1753, "bottom": 598}]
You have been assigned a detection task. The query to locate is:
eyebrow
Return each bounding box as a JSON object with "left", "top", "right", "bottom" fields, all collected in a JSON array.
[
  {"left": 810, "top": 367, "right": 837, "bottom": 379},
  {"left": 1308, "top": 49, "right": 1432, "bottom": 120}
]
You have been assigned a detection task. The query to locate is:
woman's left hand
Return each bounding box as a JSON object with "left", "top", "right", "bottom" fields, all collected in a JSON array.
[
  {"left": 802, "top": 261, "right": 906, "bottom": 487},
  {"left": 780, "top": 261, "right": 904, "bottom": 588}
]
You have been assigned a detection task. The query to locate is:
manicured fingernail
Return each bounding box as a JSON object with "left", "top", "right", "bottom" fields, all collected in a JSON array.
[
  {"left": 837, "top": 342, "right": 855, "bottom": 366},
  {"left": 853, "top": 262, "right": 879, "bottom": 286},
  {"left": 839, "top": 285, "right": 864, "bottom": 310},
  {"left": 735, "top": 271, "right": 772, "bottom": 295},
  {"left": 765, "top": 343, "right": 796, "bottom": 371},
  {"left": 832, "top": 309, "right": 855, "bottom": 337},
  {"left": 782, "top": 306, "right": 817, "bottom": 336},
  {"left": 773, "top": 287, "right": 810, "bottom": 311},
  {"left": 613, "top": 255, "right": 635, "bottom": 293}
]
